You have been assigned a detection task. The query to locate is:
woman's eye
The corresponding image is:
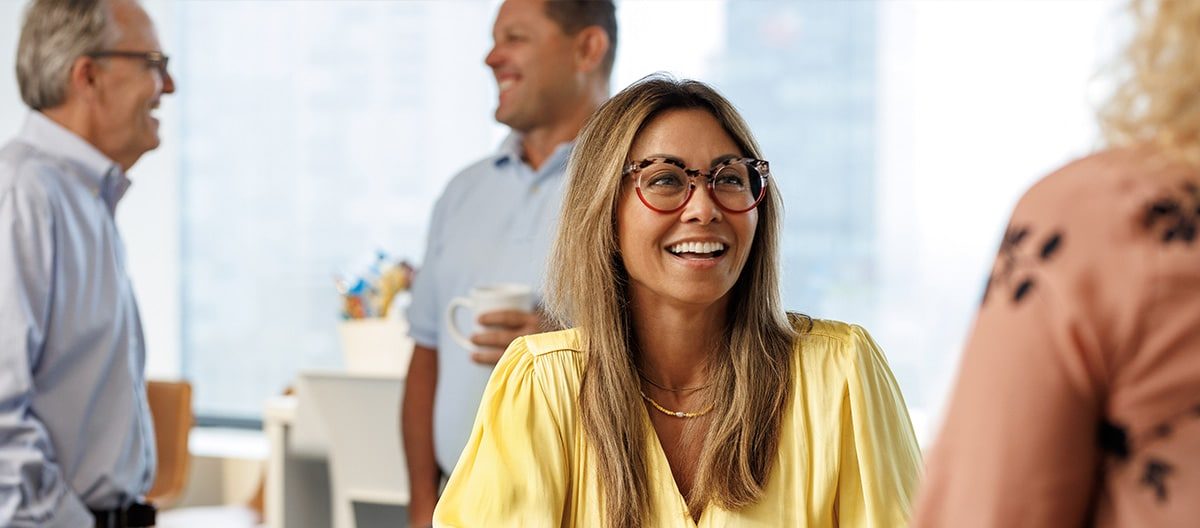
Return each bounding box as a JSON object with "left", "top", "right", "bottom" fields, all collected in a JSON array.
[
  {"left": 649, "top": 174, "right": 682, "bottom": 186},
  {"left": 715, "top": 174, "right": 747, "bottom": 189}
]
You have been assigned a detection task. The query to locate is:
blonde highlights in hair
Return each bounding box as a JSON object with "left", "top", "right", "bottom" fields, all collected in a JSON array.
[
  {"left": 1099, "top": 0, "right": 1200, "bottom": 165},
  {"left": 547, "top": 75, "right": 798, "bottom": 527}
]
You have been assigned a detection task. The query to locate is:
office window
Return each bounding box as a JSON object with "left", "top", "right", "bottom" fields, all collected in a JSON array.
[
  {"left": 177, "top": 1, "right": 500, "bottom": 420},
  {"left": 169, "top": 1, "right": 1117, "bottom": 429}
]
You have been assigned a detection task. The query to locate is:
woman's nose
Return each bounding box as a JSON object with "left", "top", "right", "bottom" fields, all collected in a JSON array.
[{"left": 680, "top": 182, "right": 723, "bottom": 225}]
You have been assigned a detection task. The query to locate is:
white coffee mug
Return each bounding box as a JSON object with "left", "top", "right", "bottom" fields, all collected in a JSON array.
[{"left": 446, "top": 283, "right": 534, "bottom": 351}]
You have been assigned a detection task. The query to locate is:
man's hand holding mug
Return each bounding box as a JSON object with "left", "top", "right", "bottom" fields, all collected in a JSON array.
[{"left": 446, "top": 283, "right": 549, "bottom": 365}]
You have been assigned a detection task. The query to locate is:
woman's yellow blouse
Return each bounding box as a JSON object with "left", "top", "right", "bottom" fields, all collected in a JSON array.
[{"left": 434, "top": 319, "right": 922, "bottom": 527}]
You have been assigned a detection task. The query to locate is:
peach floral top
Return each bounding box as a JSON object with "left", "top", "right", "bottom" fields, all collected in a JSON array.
[{"left": 915, "top": 148, "right": 1200, "bottom": 527}]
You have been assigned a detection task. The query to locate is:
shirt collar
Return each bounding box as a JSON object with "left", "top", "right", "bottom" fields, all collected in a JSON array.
[
  {"left": 493, "top": 132, "right": 575, "bottom": 180},
  {"left": 494, "top": 133, "right": 524, "bottom": 166},
  {"left": 19, "top": 111, "right": 131, "bottom": 212}
]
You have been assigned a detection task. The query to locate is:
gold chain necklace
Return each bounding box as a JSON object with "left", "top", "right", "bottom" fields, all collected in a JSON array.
[
  {"left": 636, "top": 368, "right": 710, "bottom": 393},
  {"left": 639, "top": 390, "right": 714, "bottom": 419}
]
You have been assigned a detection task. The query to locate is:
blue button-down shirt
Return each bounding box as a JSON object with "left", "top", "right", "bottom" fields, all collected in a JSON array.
[
  {"left": 0, "top": 112, "right": 155, "bottom": 527},
  {"left": 407, "top": 134, "right": 572, "bottom": 473}
]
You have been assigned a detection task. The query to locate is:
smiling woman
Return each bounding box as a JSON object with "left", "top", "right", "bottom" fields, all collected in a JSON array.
[{"left": 432, "top": 75, "right": 922, "bottom": 528}]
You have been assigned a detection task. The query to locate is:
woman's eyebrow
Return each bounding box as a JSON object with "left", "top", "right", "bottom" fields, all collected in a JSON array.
[
  {"left": 643, "top": 153, "right": 684, "bottom": 164},
  {"left": 710, "top": 153, "right": 740, "bottom": 165},
  {"left": 641, "top": 153, "right": 741, "bottom": 166}
]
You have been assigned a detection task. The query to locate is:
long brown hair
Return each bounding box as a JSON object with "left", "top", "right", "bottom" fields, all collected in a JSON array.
[{"left": 547, "top": 75, "right": 796, "bottom": 527}]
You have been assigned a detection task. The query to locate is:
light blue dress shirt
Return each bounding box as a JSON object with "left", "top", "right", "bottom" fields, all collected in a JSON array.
[
  {"left": 407, "top": 133, "right": 572, "bottom": 473},
  {"left": 0, "top": 112, "right": 155, "bottom": 527}
]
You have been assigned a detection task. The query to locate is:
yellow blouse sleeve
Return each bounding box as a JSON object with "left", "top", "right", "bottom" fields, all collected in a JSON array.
[
  {"left": 433, "top": 336, "right": 576, "bottom": 528},
  {"left": 835, "top": 325, "right": 923, "bottom": 527}
]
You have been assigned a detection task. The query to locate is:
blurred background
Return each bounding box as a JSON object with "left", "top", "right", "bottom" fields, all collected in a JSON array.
[{"left": 0, "top": 0, "right": 1125, "bottom": 435}]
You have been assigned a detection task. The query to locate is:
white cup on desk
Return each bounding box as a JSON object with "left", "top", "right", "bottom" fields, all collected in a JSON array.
[{"left": 446, "top": 283, "right": 534, "bottom": 351}]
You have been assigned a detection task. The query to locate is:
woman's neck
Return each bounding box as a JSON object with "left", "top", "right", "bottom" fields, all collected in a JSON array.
[{"left": 629, "top": 293, "right": 728, "bottom": 390}]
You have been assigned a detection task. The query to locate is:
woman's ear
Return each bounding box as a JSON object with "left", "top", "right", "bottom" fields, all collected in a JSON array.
[{"left": 574, "top": 26, "right": 610, "bottom": 74}]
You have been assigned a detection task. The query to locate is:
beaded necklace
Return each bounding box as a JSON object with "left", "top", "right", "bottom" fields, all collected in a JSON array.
[{"left": 638, "top": 390, "right": 714, "bottom": 419}]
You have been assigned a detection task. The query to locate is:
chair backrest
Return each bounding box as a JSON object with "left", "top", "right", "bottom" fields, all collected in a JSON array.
[
  {"left": 302, "top": 371, "right": 409, "bottom": 508},
  {"left": 146, "top": 379, "right": 194, "bottom": 508},
  {"left": 289, "top": 377, "right": 331, "bottom": 459}
]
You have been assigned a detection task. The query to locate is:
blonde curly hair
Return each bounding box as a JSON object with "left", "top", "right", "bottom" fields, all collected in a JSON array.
[{"left": 1099, "top": 0, "right": 1200, "bottom": 165}]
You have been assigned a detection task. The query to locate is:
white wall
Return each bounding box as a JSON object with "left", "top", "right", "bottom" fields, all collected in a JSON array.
[
  {"left": 1, "top": 2, "right": 23, "bottom": 138},
  {"left": 126, "top": 0, "right": 181, "bottom": 378}
]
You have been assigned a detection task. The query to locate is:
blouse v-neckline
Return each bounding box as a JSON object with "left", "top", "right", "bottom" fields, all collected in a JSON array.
[{"left": 642, "top": 406, "right": 712, "bottom": 527}]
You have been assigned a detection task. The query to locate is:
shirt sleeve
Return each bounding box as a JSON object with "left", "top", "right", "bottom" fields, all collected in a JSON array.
[
  {"left": 406, "top": 188, "right": 449, "bottom": 349},
  {"left": 836, "top": 325, "right": 923, "bottom": 527},
  {"left": 913, "top": 266, "right": 1104, "bottom": 526},
  {"left": 433, "top": 338, "right": 571, "bottom": 528},
  {"left": 913, "top": 169, "right": 1123, "bottom": 527},
  {"left": 0, "top": 178, "right": 94, "bottom": 527}
]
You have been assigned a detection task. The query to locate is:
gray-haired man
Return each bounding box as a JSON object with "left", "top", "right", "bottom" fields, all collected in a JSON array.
[{"left": 0, "top": 0, "right": 174, "bottom": 526}]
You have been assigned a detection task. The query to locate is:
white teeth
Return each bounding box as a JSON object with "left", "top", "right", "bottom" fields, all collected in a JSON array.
[
  {"left": 498, "top": 79, "right": 515, "bottom": 91},
  {"left": 668, "top": 241, "right": 726, "bottom": 255}
]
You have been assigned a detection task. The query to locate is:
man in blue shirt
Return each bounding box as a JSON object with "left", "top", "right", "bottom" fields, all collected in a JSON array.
[
  {"left": 400, "top": 0, "right": 616, "bottom": 524},
  {"left": 0, "top": 0, "right": 175, "bottom": 526}
]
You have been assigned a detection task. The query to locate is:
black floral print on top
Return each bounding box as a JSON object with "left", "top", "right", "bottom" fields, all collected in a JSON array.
[
  {"left": 1144, "top": 181, "right": 1200, "bottom": 244},
  {"left": 981, "top": 225, "right": 1064, "bottom": 306},
  {"left": 1094, "top": 180, "right": 1200, "bottom": 505}
]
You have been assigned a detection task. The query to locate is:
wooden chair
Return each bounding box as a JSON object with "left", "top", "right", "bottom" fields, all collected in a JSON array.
[{"left": 146, "top": 380, "right": 194, "bottom": 509}]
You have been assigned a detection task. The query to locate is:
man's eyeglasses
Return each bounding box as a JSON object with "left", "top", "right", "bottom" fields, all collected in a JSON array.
[
  {"left": 623, "top": 157, "right": 770, "bottom": 214},
  {"left": 87, "top": 50, "right": 170, "bottom": 77}
]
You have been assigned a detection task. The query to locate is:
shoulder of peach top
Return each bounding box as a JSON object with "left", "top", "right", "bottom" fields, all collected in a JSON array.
[
  {"left": 1019, "top": 147, "right": 1198, "bottom": 218},
  {"left": 985, "top": 146, "right": 1200, "bottom": 390}
]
